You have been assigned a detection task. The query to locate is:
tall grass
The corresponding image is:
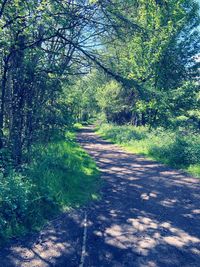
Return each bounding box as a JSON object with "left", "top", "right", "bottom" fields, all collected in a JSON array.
[
  {"left": 97, "top": 123, "right": 200, "bottom": 177},
  {"left": 0, "top": 131, "right": 100, "bottom": 245}
]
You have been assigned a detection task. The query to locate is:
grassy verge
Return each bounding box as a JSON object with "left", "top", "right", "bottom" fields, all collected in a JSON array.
[
  {"left": 0, "top": 130, "right": 100, "bottom": 245},
  {"left": 96, "top": 123, "right": 200, "bottom": 178}
]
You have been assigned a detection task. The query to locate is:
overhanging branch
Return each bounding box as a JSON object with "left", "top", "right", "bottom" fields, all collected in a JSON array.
[{"left": 58, "top": 33, "right": 143, "bottom": 95}]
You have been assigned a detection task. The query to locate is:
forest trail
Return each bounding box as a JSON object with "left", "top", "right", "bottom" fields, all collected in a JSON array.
[{"left": 0, "top": 126, "right": 200, "bottom": 267}]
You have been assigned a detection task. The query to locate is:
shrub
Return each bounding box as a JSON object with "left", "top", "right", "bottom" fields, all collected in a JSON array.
[
  {"left": 0, "top": 136, "right": 100, "bottom": 245},
  {"left": 149, "top": 133, "right": 200, "bottom": 167},
  {"left": 97, "top": 123, "right": 200, "bottom": 177},
  {"left": 0, "top": 172, "right": 32, "bottom": 242},
  {"left": 28, "top": 140, "right": 100, "bottom": 207}
]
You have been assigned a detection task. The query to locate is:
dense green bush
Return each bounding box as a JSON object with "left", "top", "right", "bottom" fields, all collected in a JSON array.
[
  {"left": 0, "top": 172, "right": 32, "bottom": 242},
  {"left": 97, "top": 124, "right": 200, "bottom": 177},
  {"left": 148, "top": 134, "right": 200, "bottom": 167},
  {"left": 28, "top": 138, "right": 99, "bottom": 207},
  {"left": 0, "top": 134, "right": 100, "bottom": 245},
  {"left": 97, "top": 124, "right": 148, "bottom": 143}
]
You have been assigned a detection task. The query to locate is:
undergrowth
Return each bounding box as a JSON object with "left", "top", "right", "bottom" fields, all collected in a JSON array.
[
  {"left": 0, "top": 130, "right": 100, "bottom": 245},
  {"left": 96, "top": 123, "right": 200, "bottom": 178}
]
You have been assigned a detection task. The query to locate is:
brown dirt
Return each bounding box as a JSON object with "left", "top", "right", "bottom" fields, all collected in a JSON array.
[{"left": 0, "top": 126, "right": 200, "bottom": 267}]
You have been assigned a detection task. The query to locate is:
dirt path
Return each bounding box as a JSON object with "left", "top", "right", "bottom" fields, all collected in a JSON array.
[{"left": 0, "top": 126, "right": 200, "bottom": 266}]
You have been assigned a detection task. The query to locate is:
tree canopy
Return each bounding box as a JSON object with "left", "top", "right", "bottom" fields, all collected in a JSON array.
[{"left": 0, "top": 0, "right": 199, "bottom": 166}]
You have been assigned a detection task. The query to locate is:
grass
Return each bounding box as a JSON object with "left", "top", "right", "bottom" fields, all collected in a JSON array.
[
  {"left": 0, "top": 129, "right": 100, "bottom": 245},
  {"left": 29, "top": 131, "right": 100, "bottom": 209},
  {"left": 96, "top": 123, "right": 200, "bottom": 178}
]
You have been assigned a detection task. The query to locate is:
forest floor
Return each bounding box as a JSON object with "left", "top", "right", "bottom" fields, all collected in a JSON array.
[{"left": 0, "top": 126, "right": 200, "bottom": 267}]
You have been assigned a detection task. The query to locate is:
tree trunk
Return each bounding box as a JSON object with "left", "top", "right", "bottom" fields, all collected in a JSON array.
[
  {"left": 9, "top": 36, "right": 25, "bottom": 166},
  {"left": 0, "top": 55, "right": 10, "bottom": 148}
]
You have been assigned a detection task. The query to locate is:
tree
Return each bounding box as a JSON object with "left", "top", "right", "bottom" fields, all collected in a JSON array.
[{"left": 93, "top": 0, "right": 200, "bottom": 127}]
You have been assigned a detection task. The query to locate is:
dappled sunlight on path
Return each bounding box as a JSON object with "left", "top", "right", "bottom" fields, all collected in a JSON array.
[
  {"left": 0, "top": 126, "right": 199, "bottom": 267},
  {"left": 0, "top": 211, "right": 84, "bottom": 267},
  {"left": 77, "top": 126, "right": 200, "bottom": 267}
]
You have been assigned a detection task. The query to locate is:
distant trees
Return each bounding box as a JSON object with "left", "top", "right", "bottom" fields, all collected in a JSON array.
[
  {"left": 0, "top": 0, "right": 108, "bottom": 165},
  {"left": 88, "top": 0, "right": 200, "bottom": 128},
  {"left": 0, "top": 0, "right": 199, "bottom": 167}
]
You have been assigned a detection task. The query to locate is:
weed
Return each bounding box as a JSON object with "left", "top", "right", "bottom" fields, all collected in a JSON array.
[
  {"left": 97, "top": 124, "right": 200, "bottom": 177},
  {"left": 0, "top": 133, "right": 100, "bottom": 244}
]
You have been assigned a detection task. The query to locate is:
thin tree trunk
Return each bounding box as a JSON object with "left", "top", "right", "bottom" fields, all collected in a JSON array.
[{"left": 0, "top": 55, "right": 10, "bottom": 148}]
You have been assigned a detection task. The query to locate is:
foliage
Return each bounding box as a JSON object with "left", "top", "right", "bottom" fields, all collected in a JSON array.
[
  {"left": 96, "top": 80, "right": 133, "bottom": 124},
  {"left": 89, "top": 0, "right": 200, "bottom": 128},
  {"left": 0, "top": 0, "right": 199, "bottom": 245},
  {"left": 28, "top": 135, "right": 100, "bottom": 208},
  {"left": 0, "top": 0, "right": 112, "bottom": 164},
  {"left": 63, "top": 71, "right": 101, "bottom": 122},
  {"left": 0, "top": 134, "right": 100, "bottom": 245},
  {"left": 97, "top": 123, "right": 200, "bottom": 177},
  {"left": 0, "top": 172, "right": 32, "bottom": 243}
]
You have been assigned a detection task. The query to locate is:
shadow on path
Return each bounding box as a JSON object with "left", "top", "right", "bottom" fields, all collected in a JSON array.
[
  {"left": 77, "top": 126, "right": 200, "bottom": 267},
  {"left": 0, "top": 209, "right": 84, "bottom": 267},
  {"left": 0, "top": 126, "right": 199, "bottom": 267}
]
